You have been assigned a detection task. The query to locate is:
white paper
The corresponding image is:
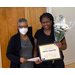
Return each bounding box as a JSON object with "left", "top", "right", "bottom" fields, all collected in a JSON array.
[{"left": 27, "top": 57, "right": 40, "bottom": 62}]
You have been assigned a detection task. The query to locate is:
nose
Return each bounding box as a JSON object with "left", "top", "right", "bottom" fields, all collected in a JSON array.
[{"left": 44, "top": 22, "right": 47, "bottom": 25}]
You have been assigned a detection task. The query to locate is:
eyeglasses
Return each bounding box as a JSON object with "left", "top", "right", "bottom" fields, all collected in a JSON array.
[{"left": 18, "top": 25, "right": 28, "bottom": 28}]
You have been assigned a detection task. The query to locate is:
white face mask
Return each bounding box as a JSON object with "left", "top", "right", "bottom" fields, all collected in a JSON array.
[{"left": 19, "top": 28, "right": 28, "bottom": 35}]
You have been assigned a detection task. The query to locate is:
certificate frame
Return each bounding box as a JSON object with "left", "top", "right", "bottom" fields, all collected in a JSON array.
[{"left": 38, "top": 43, "right": 62, "bottom": 61}]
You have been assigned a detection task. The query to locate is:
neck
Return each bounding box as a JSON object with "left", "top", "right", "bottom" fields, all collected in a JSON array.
[
  {"left": 20, "top": 33, "right": 27, "bottom": 38},
  {"left": 44, "top": 28, "right": 51, "bottom": 32},
  {"left": 44, "top": 28, "right": 52, "bottom": 36},
  {"left": 20, "top": 33, "right": 28, "bottom": 40}
]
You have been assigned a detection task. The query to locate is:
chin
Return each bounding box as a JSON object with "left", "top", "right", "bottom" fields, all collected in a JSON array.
[{"left": 44, "top": 27, "right": 50, "bottom": 30}]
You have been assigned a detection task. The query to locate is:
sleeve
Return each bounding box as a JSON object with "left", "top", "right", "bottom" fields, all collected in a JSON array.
[
  {"left": 60, "top": 37, "right": 65, "bottom": 42},
  {"left": 6, "top": 36, "right": 20, "bottom": 64},
  {"left": 34, "top": 30, "right": 40, "bottom": 39}
]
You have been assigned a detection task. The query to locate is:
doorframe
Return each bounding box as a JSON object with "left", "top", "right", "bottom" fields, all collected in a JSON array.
[
  {"left": 46, "top": 7, "right": 52, "bottom": 14},
  {"left": 0, "top": 42, "right": 2, "bottom": 68}
]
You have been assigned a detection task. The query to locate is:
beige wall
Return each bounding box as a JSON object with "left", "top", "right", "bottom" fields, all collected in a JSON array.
[
  {"left": 51, "top": 7, "right": 75, "bottom": 65},
  {"left": 0, "top": 42, "right": 2, "bottom": 68},
  {"left": 52, "top": 7, "right": 75, "bottom": 21}
]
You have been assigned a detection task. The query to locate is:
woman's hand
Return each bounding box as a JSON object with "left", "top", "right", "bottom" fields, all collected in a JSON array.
[
  {"left": 55, "top": 42, "right": 62, "bottom": 49},
  {"left": 20, "top": 57, "right": 27, "bottom": 63},
  {"left": 35, "top": 59, "right": 42, "bottom": 64},
  {"left": 54, "top": 38, "right": 67, "bottom": 50}
]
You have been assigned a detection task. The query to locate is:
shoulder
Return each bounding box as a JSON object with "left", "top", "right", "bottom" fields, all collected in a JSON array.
[
  {"left": 27, "top": 33, "right": 34, "bottom": 42},
  {"left": 34, "top": 28, "right": 43, "bottom": 39},
  {"left": 27, "top": 33, "right": 34, "bottom": 45},
  {"left": 36, "top": 28, "right": 43, "bottom": 34},
  {"left": 27, "top": 33, "right": 33, "bottom": 38},
  {"left": 7, "top": 33, "right": 19, "bottom": 47},
  {"left": 9, "top": 33, "right": 20, "bottom": 41}
]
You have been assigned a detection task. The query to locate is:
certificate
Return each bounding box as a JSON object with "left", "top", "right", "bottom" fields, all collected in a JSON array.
[{"left": 38, "top": 43, "right": 61, "bottom": 61}]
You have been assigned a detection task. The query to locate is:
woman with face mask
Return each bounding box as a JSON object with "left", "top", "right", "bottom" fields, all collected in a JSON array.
[{"left": 6, "top": 18, "right": 34, "bottom": 68}]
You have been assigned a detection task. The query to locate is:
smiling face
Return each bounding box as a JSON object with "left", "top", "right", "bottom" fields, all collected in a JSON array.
[{"left": 41, "top": 17, "right": 52, "bottom": 30}]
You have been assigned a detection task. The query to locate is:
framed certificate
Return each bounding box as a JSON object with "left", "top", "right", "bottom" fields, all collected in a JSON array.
[{"left": 38, "top": 43, "right": 61, "bottom": 61}]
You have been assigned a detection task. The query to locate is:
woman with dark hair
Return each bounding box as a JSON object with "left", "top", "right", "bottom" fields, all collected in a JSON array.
[{"left": 34, "top": 13, "right": 67, "bottom": 68}]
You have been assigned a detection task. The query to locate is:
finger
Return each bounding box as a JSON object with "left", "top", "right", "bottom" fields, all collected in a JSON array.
[
  {"left": 54, "top": 41, "right": 56, "bottom": 43},
  {"left": 54, "top": 41, "right": 55, "bottom": 42},
  {"left": 35, "top": 62, "right": 38, "bottom": 64},
  {"left": 35, "top": 59, "right": 39, "bottom": 62},
  {"left": 38, "top": 61, "right": 42, "bottom": 64},
  {"left": 36, "top": 62, "right": 41, "bottom": 64},
  {"left": 24, "top": 59, "right": 27, "bottom": 62},
  {"left": 35, "top": 60, "right": 42, "bottom": 64}
]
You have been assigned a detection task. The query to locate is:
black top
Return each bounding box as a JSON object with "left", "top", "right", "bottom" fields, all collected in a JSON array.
[
  {"left": 6, "top": 32, "right": 34, "bottom": 68},
  {"left": 34, "top": 28, "right": 64, "bottom": 68}
]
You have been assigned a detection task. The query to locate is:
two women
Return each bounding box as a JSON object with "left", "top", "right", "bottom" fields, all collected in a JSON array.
[{"left": 6, "top": 13, "right": 67, "bottom": 68}]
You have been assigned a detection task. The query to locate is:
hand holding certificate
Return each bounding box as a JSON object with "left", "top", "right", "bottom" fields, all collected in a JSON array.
[
  {"left": 38, "top": 43, "right": 61, "bottom": 61},
  {"left": 27, "top": 43, "right": 61, "bottom": 62}
]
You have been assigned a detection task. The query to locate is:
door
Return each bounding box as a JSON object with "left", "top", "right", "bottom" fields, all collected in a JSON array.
[
  {"left": 0, "top": 7, "right": 46, "bottom": 68},
  {"left": 0, "top": 7, "right": 25, "bottom": 68},
  {"left": 25, "top": 7, "right": 46, "bottom": 36}
]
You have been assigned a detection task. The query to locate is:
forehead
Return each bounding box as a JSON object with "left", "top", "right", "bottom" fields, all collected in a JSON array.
[
  {"left": 19, "top": 22, "right": 27, "bottom": 26},
  {"left": 41, "top": 17, "right": 51, "bottom": 22}
]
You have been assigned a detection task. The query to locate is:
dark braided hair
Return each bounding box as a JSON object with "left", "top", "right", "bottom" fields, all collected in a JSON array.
[{"left": 40, "top": 12, "right": 54, "bottom": 30}]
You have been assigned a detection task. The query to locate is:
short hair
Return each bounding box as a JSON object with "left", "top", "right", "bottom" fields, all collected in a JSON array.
[{"left": 17, "top": 18, "right": 28, "bottom": 26}]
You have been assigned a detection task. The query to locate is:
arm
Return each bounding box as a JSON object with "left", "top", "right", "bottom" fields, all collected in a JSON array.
[
  {"left": 6, "top": 36, "right": 27, "bottom": 64},
  {"left": 34, "top": 37, "right": 42, "bottom": 64},
  {"left": 55, "top": 38, "right": 67, "bottom": 50},
  {"left": 34, "top": 37, "right": 38, "bottom": 57}
]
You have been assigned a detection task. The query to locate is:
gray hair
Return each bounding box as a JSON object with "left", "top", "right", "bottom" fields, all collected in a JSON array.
[{"left": 17, "top": 18, "right": 28, "bottom": 26}]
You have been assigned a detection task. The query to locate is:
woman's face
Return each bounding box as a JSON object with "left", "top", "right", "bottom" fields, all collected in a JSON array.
[
  {"left": 41, "top": 17, "right": 52, "bottom": 30},
  {"left": 18, "top": 22, "right": 28, "bottom": 29}
]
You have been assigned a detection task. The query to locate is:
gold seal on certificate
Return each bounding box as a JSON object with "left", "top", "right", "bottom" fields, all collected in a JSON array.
[{"left": 38, "top": 43, "right": 61, "bottom": 61}]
